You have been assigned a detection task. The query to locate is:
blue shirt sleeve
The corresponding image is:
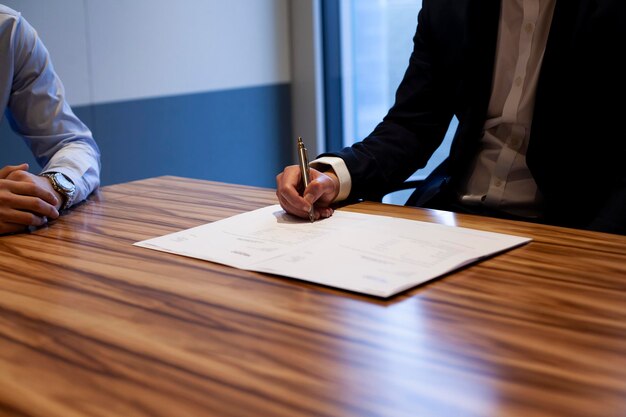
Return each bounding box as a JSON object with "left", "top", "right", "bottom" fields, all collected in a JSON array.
[{"left": 1, "top": 8, "right": 101, "bottom": 204}]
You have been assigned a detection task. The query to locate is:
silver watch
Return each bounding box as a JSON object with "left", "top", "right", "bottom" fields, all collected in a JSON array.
[{"left": 40, "top": 172, "right": 76, "bottom": 210}]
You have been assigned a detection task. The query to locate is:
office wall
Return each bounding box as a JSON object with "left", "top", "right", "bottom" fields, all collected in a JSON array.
[{"left": 0, "top": 0, "right": 292, "bottom": 188}]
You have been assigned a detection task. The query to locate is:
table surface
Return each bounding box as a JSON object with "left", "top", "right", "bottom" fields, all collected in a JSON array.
[{"left": 0, "top": 176, "right": 624, "bottom": 417}]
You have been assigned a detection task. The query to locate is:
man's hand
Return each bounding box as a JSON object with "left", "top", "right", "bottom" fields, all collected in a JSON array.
[
  {"left": 0, "top": 163, "right": 60, "bottom": 235},
  {"left": 276, "top": 165, "right": 339, "bottom": 220}
]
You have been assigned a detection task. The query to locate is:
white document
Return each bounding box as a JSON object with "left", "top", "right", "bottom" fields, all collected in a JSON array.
[{"left": 134, "top": 205, "right": 531, "bottom": 298}]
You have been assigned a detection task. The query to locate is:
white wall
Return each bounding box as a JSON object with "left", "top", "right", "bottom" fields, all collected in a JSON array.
[{"left": 3, "top": 0, "right": 291, "bottom": 106}]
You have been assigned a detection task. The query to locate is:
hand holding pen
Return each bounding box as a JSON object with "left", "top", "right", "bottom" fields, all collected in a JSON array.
[{"left": 275, "top": 137, "right": 339, "bottom": 221}]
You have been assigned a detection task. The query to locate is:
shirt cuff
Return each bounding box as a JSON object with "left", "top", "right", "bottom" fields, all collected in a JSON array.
[{"left": 310, "top": 156, "right": 352, "bottom": 202}]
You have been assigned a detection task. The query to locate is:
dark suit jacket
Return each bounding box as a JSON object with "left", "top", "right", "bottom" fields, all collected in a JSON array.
[{"left": 325, "top": 0, "right": 626, "bottom": 234}]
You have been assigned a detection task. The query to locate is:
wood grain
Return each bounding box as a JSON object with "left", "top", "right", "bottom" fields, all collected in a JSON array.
[{"left": 0, "top": 176, "right": 624, "bottom": 417}]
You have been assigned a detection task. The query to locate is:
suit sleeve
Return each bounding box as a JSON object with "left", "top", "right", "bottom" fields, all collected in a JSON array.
[{"left": 322, "top": 4, "right": 454, "bottom": 202}]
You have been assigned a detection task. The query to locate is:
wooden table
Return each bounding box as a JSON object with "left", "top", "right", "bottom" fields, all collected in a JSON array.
[{"left": 0, "top": 176, "right": 624, "bottom": 417}]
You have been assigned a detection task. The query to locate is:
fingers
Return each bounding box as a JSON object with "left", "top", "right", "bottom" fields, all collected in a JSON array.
[
  {"left": 0, "top": 180, "right": 60, "bottom": 217},
  {"left": 0, "top": 191, "right": 58, "bottom": 222},
  {"left": 306, "top": 172, "right": 337, "bottom": 220},
  {"left": 0, "top": 176, "right": 60, "bottom": 226},
  {"left": 0, "top": 165, "right": 62, "bottom": 234},
  {"left": 313, "top": 206, "right": 334, "bottom": 220},
  {"left": 6, "top": 192, "right": 59, "bottom": 219},
  {"left": 0, "top": 205, "right": 49, "bottom": 227},
  {"left": 276, "top": 165, "right": 338, "bottom": 220},
  {"left": 0, "top": 163, "right": 29, "bottom": 179},
  {"left": 5, "top": 170, "right": 60, "bottom": 208},
  {"left": 276, "top": 166, "right": 306, "bottom": 217}
]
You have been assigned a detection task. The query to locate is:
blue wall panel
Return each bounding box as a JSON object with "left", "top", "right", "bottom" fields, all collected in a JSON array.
[{"left": 1, "top": 83, "right": 291, "bottom": 189}]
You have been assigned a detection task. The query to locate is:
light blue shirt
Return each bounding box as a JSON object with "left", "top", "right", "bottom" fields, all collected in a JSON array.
[{"left": 0, "top": 5, "right": 100, "bottom": 205}]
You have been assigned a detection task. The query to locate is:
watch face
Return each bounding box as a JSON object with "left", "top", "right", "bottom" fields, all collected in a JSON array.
[{"left": 53, "top": 173, "right": 75, "bottom": 192}]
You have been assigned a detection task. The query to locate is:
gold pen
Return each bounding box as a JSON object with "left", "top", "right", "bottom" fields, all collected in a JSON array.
[{"left": 297, "top": 137, "right": 315, "bottom": 222}]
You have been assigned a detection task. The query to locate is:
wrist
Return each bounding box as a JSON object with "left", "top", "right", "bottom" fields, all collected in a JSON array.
[
  {"left": 310, "top": 157, "right": 351, "bottom": 202},
  {"left": 322, "top": 170, "right": 340, "bottom": 202},
  {"left": 39, "top": 172, "right": 76, "bottom": 210}
]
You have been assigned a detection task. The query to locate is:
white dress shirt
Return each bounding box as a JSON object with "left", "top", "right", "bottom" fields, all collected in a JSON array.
[
  {"left": 459, "top": 0, "right": 556, "bottom": 217},
  {"left": 0, "top": 5, "right": 100, "bottom": 204},
  {"left": 318, "top": 0, "right": 556, "bottom": 218}
]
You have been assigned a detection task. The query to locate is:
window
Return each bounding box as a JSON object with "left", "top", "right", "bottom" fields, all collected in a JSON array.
[{"left": 325, "top": 0, "right": 456, "bottom": 204}]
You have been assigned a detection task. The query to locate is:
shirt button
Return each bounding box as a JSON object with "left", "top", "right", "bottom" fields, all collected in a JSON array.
[
  {"left": 525, "top": 22, "right": 534, "bottom": 33},
  {"left": 494, "top": 179, "right": 502, "bottom": 187},
  {"left": 515, "top": 76, "right": 523, "bottom": 87}
]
